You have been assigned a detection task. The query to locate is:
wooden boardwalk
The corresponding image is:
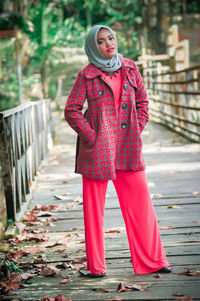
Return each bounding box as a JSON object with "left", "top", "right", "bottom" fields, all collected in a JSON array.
[{"left": 1, "top": 117, "right": 200, "bottom": 300}]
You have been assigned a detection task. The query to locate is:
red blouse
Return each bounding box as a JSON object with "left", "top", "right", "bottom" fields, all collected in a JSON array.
[{"left": 100, "top": 69, "right": 122, "bottom": 117}]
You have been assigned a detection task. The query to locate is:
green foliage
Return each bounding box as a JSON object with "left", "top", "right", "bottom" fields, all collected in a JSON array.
[{"left": 0, "top": 40, "right": 20, "bottom": 111}]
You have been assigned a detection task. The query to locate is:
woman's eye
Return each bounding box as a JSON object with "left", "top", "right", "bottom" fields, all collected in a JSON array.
[{"left": 98, "top": 41, "right": 103, "bottom": 44}]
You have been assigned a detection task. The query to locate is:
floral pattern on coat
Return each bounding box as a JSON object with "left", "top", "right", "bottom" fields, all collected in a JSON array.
[{"left": 64, "top": 58, "right": 149, "bottom": 180}]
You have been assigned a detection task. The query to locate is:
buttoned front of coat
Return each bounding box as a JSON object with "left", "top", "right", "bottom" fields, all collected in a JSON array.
[{"left": 64, "top": 58, "right": 149, "bottom": 180}]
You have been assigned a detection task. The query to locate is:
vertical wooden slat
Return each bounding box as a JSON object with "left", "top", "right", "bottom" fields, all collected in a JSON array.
[
  {"left": 0, "top": 100, "right": 53, "bottom": 221},
  {"left": 0, "top": 115, "right": 16, "bottom": 220}
]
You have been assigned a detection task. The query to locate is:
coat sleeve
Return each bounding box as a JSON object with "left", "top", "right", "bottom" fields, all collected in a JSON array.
[
  {"left": 64, "top": 70, "right": 96, "bottom": 146},
  {"left": 134, "top": 64, "right": 149, "bottom": 133}
]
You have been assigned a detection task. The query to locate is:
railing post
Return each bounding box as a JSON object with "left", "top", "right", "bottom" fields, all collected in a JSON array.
[
  {"left": 0, "top": 99, "right": 54, "bottom": 222},
  {"left": 0, "top": 115, "right": 16, "bottom": 220}
]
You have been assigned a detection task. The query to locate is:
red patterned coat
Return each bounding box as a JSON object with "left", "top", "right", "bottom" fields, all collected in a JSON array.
[{"left": 64, "top": 58, "right": 149, "bottom": 180}]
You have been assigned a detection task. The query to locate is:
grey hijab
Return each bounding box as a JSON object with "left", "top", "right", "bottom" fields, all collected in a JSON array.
[{"left": 84, "top": 25, "right": 122, "bottom": 72}]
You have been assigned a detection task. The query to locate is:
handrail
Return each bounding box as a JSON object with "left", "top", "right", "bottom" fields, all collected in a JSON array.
[
  {"left": 0, "top": 99, "right": 54, "bottom": 221},
  {"left": 138, "top": 60, "right": 200, "bottom": 142}
]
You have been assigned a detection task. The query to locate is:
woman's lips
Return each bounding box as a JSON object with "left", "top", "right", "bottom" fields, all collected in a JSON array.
[{"left": 107, "top": 47, "right": 115, "bottom": 52}]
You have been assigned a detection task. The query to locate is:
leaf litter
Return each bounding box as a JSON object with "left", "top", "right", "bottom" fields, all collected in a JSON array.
[
  {"left": 178, "top": 269, "right": 200, "bottom": 276},
  {"left": 117, "top": 282, "right": 150, "bottom": 293},
  {"left": 0, "top": 198, "right": 83, "bottom": 297}
]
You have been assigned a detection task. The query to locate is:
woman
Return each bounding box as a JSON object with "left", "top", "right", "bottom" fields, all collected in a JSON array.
[{"left": 64, "top": 25, "right": 171, "bottom": 277}]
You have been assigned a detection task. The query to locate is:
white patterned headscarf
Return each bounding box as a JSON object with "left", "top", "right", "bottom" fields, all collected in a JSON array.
[{"left": 84, "top": 25, "right": 122, "bottom": 72}]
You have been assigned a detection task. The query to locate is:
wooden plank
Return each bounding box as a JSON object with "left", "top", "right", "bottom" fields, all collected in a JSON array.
[{"left": 3, "top": 279, "right": 200, "bottom": 301}]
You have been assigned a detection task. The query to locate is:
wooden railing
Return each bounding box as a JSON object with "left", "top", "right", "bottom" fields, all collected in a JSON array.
[
  {"left": 0, "top": 99, "right": 54, "bottom": 221},
  {"left": 138, "top": 57, "right": 200, "bottom": 142}
]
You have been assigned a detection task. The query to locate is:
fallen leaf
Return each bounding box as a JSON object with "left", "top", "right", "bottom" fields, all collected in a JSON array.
[
  {"left": 151, "top": 193, "right": 163, "bottom": 198},
  {"left": 77, "top": 249, "right": 85, "bottom": 253},
  {"left": 104, "top": 229, "right": 120, "bottom": 233},
  {"left": 153, "top": 273, "right": 161, "bottom": 278},
  {"left": 117, "top": 282, "right": 126, "bottom": 293},
  {"left": 10, "top": 272, "right": 34, "bottom": 283},
  {"left": 56, "top": 248, "right": 66, "bottom": 253},
  {"left": 174, "top": 296, "right": 192, "bottom": 300},
  {"left": 16, "top": 222, "right": 26, "bottom": 234},
  {"left": 36, "top": 211, "right": 54, "bottom": 217},
  {"left": 33, "top": 254, "right": 47, "bottom": 264},
  {"left": 6, "top": 281, "right": 21, "bottom": 290},
  {"left": 55, "top": 294, "right": 71, "bottom": 301},
  {"left": 34, "top": 264, "right": 44, "bottom": 269},
  {"left": 62, "top": 254, "right": 68, "bottom": 258},
  {"left": 192, "top": 191, "right": 200, "bottom": 196},
  {"left": 39, "top": 265, "right": 61, "bottom": 277},
  {"left": 73, "top": 257, "right": 86, "bottom": 264},
  {"left": 45, "top": 221, "right": 56, "bottom": 227},
  {"left": 167, "top": 204, "right": 184, "bottom": 209},
  {"left": 125, "top": 283, "right": 149, "bottom": 291},
  {"left": 178, "top": 269, "right": 190, "bottom": 275},
  {"left": 173, "top": 293, "right": 184, "bottom": 297},
  {"left": 59, "top": 279, "right": 69, "bottom": 284},
  {"left": 22, "top": 212, "right": 38, "bottom": 222},
  {"left": 185, "top": 270, "right": 200, "bottom": 276},
  {"left": 160, "top": 226, "right": 172, "bottom": 230},
  {"left": 54, "top": 194, "right": 71, "bottom": 201},
  {"left": 24, "top": 246, "right": 44, "bottom": 255},
  {"left": 41, "top": 297, "right": 55, "bottom": 301},
  {"left": 13, "top": 251, "right": 27, "bottom": 259}
]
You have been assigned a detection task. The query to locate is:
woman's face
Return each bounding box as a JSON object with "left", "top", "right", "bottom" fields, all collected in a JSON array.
[{"left": 97, "top": 28, "right": 117, "bottom": 59}]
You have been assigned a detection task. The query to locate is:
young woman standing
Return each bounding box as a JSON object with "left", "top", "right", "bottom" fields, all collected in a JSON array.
[{"left": 64, "top": 25, "right": 171, "bottom": 277}]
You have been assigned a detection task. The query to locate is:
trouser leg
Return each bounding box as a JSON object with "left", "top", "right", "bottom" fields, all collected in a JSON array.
[
  {"left": 113, "top": 170, "right": 169, "bottom": 274},
  {"left": 82, "top": 175, "right": 108, "bottom": 274}
]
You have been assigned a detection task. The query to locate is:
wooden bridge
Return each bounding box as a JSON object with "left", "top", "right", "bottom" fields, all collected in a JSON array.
[
  {"left": 0, "top": 108, "right": 200, "bottom": 300},
  {"left": 0, "top": 55, "right": 200, "bottom": 299}
]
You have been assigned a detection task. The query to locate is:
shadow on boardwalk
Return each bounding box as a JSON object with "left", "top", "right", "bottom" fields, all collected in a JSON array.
[{"left": 1, "top": 113, "right": 200, "bottom": 300}]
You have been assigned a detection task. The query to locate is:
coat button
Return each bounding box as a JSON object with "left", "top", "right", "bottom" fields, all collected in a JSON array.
[
  {"left": 122, "top": 103, "right": 127, "bottom": 109},
  {"left": 121, "top": 122, "right": 127, "bottom": 129},
  {"left": 123, "top": 84, "right": 128, "bottom": 90},
  {"left": 98, "top": 90, "right": 103, "bottom": 96}
]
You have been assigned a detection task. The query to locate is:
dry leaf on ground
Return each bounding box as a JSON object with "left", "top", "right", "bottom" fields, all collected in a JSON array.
[
  {"left": 59, "top": 279, "right": 69, "bottom": 284},
  {"left": 125, "top": 283, "right": 149, "bottom": 291},
  {"left": 104, "top": 228, "right": 120, "bottom": 233},
  {"left": 39, "top": 265, "right": 61, "bottom": 277},
  {"left": 192, "top": 191, "right": 200, "bottom": 196},
  {"left": 174, "top": 296, "right": 192, "bottom": 300},
  {"left": 73, "top": 257, "right": 86, "bottom": 264},
  {"left": 167, "top": 204, "right": 184, "bottom": 209},
  {"left": 55, "top": 294, "right": 71, "bottom": 301},
  {"left": 160, "top": 226, "right": 172, "bottom": 230},
  {"left": 24, "top": 246, "right": 44, "bottom": 255},
  {"left": 117, "top": 282, "right": 127, "bottom": 293},
  {"left": 10, "top": 272, "right": 34, "bottom": 283},
  {"left": 23, "top": 212, "right": 38, "bottom": 222},
  {"left": 153, "top": 273, "right": 161, "bottom": 278},
  {"left": 1, "top": 281, "right": 21, "bottom": 290},
  {"left": 178, "top": 269, "right": 200, "bottom": 276}
]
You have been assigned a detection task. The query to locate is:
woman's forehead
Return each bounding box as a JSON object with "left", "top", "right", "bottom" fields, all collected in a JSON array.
[{"left": 97, "top": 28, "right": 113, "bottom": 39}]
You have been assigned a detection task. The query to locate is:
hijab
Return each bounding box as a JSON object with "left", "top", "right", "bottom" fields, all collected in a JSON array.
[{"left": 84, "top": 25, "right": 122, "bottom": 73}]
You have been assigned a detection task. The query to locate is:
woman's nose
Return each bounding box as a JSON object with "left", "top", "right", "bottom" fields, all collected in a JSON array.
[{"left": 106, "top": 38, "right": 112, "bottom": 46}]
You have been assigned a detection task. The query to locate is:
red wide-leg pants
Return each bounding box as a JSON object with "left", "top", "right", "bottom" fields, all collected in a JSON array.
[{"left": 82, "top": 170, "right": 169, "bottom": 274}]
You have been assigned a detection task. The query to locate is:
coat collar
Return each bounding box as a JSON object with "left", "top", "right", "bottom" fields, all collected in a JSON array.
[{"left": 84, "top": 58, "right": 137, "bottom": 79}]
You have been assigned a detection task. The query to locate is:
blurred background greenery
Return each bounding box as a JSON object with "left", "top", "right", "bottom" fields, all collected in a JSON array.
[{"left": 0, "top": 0, "right": 200, "bottom": 111}]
